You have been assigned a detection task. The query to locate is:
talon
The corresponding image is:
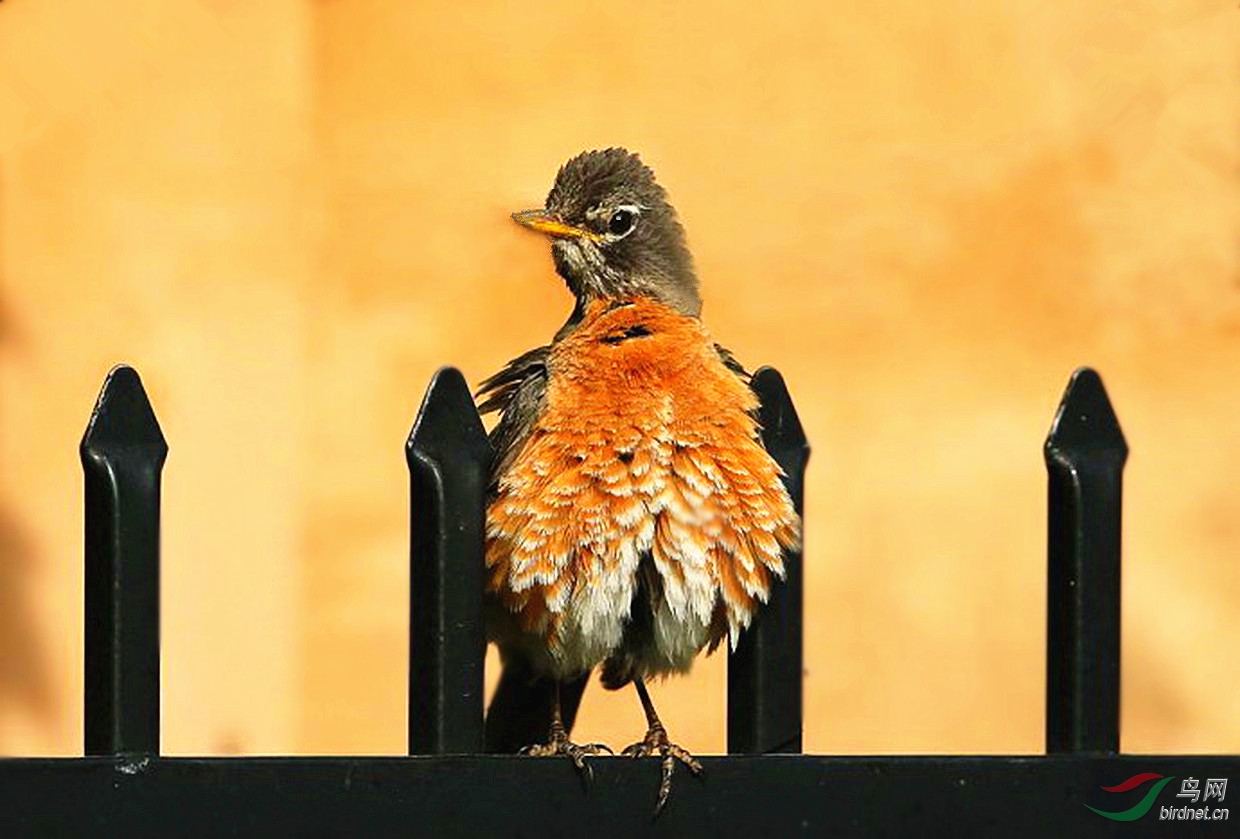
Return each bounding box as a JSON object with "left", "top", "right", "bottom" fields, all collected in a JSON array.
[
  {"left": 667, "top": 743, "right": 703, "bottom": 776},
  {"left": 622, "top": 721, "right": 703, "bottom": 815},
  {"left": 623, "top": 737, "right": 651, "bottom": 759},
  {"left": 521, "top": 731, "right": 611, "bottom": 783},
  {"left": 568, "top": 747, "right": 593, "bottom": 782},
  {"left": 518, "top": 681, "right": 613, "bottom": 782},
  {"left": 655, "top": 755, "right": 675, "bottom": 815}
]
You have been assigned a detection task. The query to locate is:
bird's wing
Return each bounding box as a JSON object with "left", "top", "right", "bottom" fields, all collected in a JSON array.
[
  {"left": 714, "top": 342, "right": 751, "bottom": 381},
  {"left": 476, "top": 344, "right": 549, "bottom": 414},
  {"left": 476, "top": 345, "right": 551, "bottom": 492}
]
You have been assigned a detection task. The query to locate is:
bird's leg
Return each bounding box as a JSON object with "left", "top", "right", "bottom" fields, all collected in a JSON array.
[
  {"left": 519, "top": 680, "right": 612, "bottom": 780},
  {"left": 622, "top": 677, "right": 704, "bottom": 813}
]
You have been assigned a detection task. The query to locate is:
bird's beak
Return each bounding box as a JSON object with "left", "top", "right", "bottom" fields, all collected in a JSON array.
[{"left": 511, "top": 209, "right": 602, "bottom": 242}]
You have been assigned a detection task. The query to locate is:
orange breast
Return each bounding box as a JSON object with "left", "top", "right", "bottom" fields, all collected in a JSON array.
[{"left": 486, "top": 298, "right": 800, "bottom": 665}]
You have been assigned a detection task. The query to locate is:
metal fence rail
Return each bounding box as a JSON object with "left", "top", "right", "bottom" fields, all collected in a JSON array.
[{"left": 0, "top": 364, "right": 1235, "bottom": 838}]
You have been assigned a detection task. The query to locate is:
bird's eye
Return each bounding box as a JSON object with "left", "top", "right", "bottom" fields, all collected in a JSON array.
[{"left": 608, "top": 208, "right": 637, "bottom": 237}]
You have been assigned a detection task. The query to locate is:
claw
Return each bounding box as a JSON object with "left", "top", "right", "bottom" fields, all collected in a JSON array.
[
  {"left": 521, "top": 728, "right": 612, "bottom": 784},
  {"left": 622, "top": 722, "right": 704, "bottom": 815}
]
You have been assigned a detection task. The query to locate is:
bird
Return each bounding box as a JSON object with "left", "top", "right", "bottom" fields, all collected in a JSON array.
[{"left": 477, "top": 148, "right": 801, "bottom": 812}]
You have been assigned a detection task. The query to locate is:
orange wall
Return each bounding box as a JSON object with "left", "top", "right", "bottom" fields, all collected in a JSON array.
[{"left": 0, "top": 0, "right": 1237, "bottom": 757}]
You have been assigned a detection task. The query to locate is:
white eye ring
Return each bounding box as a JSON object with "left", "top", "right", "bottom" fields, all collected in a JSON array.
[{"left": 606, "top": 204, "right": 641, "bottom": 239}]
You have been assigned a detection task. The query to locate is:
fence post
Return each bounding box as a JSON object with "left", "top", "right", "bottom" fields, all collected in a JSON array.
[
  {"left": 80, "top": 365, "right": 166, "bottom": 756},
  {"left": 728, "top": 367, "right": 809, "bottom": 755},
  {"left": 406, "top": 367, "right": 489, "bottom": 755},
  {"left": 1044, "top": 367, "right": 1127, "bottom": 755}
]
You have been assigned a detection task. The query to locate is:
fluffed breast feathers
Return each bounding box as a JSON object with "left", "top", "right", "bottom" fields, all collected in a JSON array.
[{"left": 486, "top": 298, "right": 801, "bottom": 664}]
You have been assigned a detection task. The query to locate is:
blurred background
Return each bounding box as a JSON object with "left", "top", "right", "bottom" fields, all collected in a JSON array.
[{"left": 0, "top": 0, "right": 1237, "bottom": 758}]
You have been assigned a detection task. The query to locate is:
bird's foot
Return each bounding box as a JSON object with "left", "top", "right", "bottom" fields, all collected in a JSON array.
[
  {"left": 622, "top": 722, "right": 704, "bottom": 814},
  {"left": 520, "top": 722, "right": 612, "bottom": 781}
]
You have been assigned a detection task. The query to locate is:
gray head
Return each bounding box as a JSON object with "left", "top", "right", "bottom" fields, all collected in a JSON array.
[{"left": 513, "top": 148, "right": 701, "bottom": 317}]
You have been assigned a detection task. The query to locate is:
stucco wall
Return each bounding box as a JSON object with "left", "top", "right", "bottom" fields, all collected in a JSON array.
[{"left": 0, "top": 0, "right": 1237, "bottom": 757}]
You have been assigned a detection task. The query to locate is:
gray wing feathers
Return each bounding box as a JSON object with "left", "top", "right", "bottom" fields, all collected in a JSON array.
[{"left": 476, "top": 346, "right": 551, "bottom": 493}]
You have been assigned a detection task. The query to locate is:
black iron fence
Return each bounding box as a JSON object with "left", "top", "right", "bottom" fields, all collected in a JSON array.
[{"left": 0, "top": 364, "right": 1235, "bottom": 837}]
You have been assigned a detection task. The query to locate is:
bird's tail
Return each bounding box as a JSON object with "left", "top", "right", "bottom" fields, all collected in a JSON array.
[{"left": 484, "top": 663, "right": 591, "bottom": 752}]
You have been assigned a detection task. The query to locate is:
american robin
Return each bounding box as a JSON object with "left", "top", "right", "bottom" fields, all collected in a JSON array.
[{"left": 478, "top": 148, "right": 800, "bottom": 811}]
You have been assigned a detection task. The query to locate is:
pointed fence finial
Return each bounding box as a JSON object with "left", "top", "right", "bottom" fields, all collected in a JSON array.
[
  {"left": 80, "top": 364, "right": 167, "bottom": 756},
  {"left": 1044, "top": 367, "right": 1127, "bottom": 755},
  {"left": 406, "top": 367, "right": 490, "bottom": 755},
  {"left": 728, "top": 367, "right": 809, "bottom": 755}
]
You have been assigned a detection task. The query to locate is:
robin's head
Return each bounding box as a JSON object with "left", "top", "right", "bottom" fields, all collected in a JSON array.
[{"left": 512, "top": 148, "right": 701, "bottom": 317}]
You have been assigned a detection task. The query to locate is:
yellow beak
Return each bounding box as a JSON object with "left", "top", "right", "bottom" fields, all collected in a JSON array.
[{"left": 511, "top": 209, "right": 603, "bottom": 242}]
